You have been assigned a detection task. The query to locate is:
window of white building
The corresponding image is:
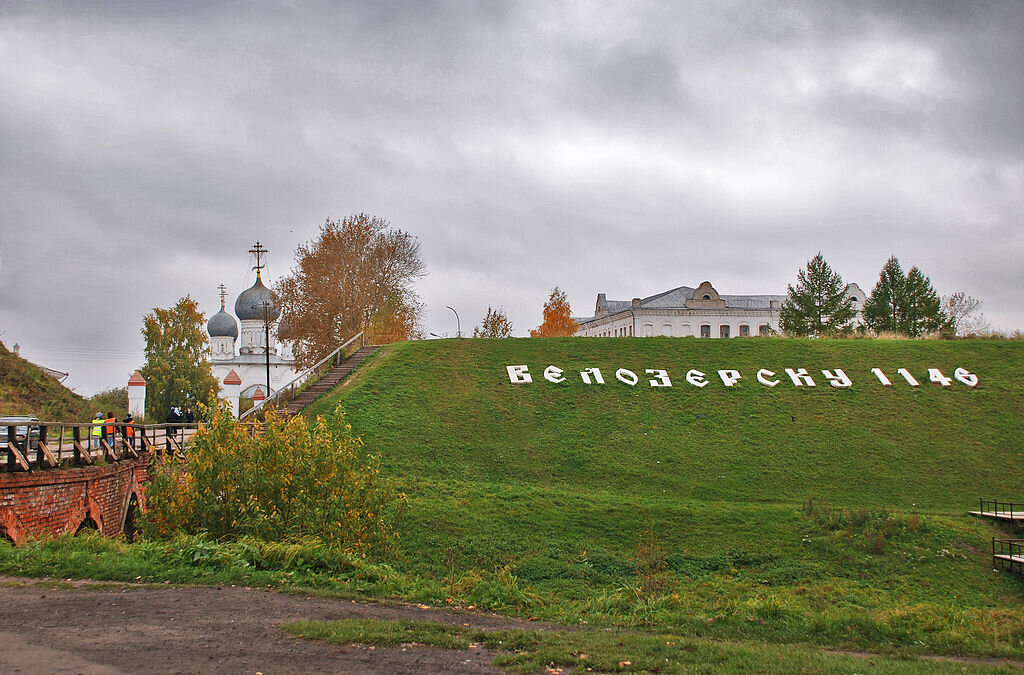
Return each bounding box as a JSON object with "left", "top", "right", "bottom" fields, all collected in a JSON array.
[
  {"left": 739, "top": 324, "right": 750, "bottom": 337},
  {"left": 720, "top": 325, "right": 730, "bottom": 338},
  {"left": 700, "top": 324, "right": 711, "bottom": 338}
]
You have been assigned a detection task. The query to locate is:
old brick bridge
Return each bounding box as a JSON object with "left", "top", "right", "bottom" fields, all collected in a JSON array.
[{"left": 0, "top": 421, "right": 194, "bottom": 545}]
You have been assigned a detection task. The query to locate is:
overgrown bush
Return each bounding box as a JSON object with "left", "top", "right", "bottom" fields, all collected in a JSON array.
[
  {"left": 802, "top": 498, "right": 921, "bottom": 554},
  {"left": 142, "top": 402, "right": 406, "bottom": 557}
]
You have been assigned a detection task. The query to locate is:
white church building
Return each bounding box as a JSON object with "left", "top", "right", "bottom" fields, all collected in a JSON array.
[
  {"left": 575, "top": 281, "right": 866, "bottom": 338},
  {"left": 206, "top": 243, "right": 299, "bottom": 408}
]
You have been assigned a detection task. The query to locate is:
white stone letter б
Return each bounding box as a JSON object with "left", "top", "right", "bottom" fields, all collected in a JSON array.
[{"left": 507, "top": 365, "right": 532, "bottom": 384}]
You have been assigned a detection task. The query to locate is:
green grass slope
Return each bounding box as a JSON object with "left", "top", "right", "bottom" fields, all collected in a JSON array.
[
  {"left": 305, "top": 337, "right": 1024, "bottom": 657},
  {"left": 311, "top": 337, "right": 1020, "bottom": 511},
  {"left": 0, "top": 343, "right": 90, "bottom": 419}
]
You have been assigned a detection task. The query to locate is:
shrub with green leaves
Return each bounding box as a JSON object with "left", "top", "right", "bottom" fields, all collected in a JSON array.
[{"left": 142, "top": 402, "right": 405, "bottom": 556}]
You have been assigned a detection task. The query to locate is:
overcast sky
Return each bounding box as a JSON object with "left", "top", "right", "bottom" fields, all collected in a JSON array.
[{"left": 1, "top": 1, "right": 1022, "bottom": 395}]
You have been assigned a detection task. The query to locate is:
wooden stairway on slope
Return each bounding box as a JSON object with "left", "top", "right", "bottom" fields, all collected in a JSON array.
[{"left": 280, "top": 345, "right": 378, "bottom": 416}]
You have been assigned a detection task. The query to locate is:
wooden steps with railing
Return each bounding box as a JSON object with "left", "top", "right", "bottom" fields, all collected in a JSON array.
[
  {"left": 969, "top": 498, "right": 1024, "bottom": 522},
  {"left": 279, "top": 345, "right": 378, "bottom": 415}
]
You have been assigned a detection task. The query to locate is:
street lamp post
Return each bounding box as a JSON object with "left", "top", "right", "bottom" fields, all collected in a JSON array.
[
  {"left": 446, "top": 305, "right": 461, "bottom": 339},
  {"left": 253, "top": 300, "right": 272, "bottom": 395}
]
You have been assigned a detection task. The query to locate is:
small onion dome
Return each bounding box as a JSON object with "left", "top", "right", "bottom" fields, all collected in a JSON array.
[
  {"left": 235, "top": 275, "right": 281, "bottom": 322},
  {"left": 207, "top": 307, "right": 239, "bottom": 338}
]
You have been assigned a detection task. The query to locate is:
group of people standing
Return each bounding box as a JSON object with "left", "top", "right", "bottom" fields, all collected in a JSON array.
[
  {"left": 165, "top": 406, "right": 195, "bottom": 436},
  {"left": 86, "top": 406, "right": 196, "bottom": 449},
  {"left": 89, "top": 411, "right": 134, "bottom": 449}
]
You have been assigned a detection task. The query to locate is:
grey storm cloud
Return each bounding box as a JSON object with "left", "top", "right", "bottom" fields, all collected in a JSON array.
[{"left": 1, "top": 0, "right": 1022, "bottom": 394}]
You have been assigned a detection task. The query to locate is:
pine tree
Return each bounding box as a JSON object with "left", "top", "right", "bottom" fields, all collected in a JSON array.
[
  {"left": 902, "top": 266, "right": 945, "bottom": 337},
  {"left": 862, "top": 256, "right": 904, "bottom": 334},
  {"left": 863, "top": 257, "right": 947, "bottom": 337},
  {"left": 139, "top": 295, "right": 219, "bottom": 420},
  {"left": 778, "top": 253, "right": 856, "bottom": 336}
]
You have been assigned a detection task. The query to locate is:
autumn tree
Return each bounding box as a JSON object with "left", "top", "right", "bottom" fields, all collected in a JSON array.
[
  {"left": 530, "top": 287, "right": 579, "bottom": 337},
  {"left": 276, "top": 214, "right": 426, "bottom": 367},
  {"left": 863, "top": 256, "right": 947, "bottom": 337},
  {"left": 942, "top": 292, "right": 989, "bottom": 336},
  {"left": 778, "top": 253, "right": 856, "bottom": 337},
  {"left": 473, "top": 306, "right": 513, "bottom": 338},
  {"left": 139, "top": 295, "right": 219, "bottom": 420},
  {"left": 365, "top": 290, "right": 423, "bottom": 344}
]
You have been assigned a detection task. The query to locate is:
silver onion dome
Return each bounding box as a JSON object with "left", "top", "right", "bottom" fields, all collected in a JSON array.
[
  {"left": 207, "top": 308, "right": 239, "bottom": 338},
  {"left": 234, "top": 275, "right": 281, "bottom": 321}
]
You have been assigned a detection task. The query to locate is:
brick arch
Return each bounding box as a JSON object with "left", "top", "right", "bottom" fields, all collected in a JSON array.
[
  {"left": 64, "top": 492, "right": 105, "bottom": 537},
  {"left": 118, "top": 469, "right": 146, "bottom": 530},
  {"left": 0, "top": 507, "right": 26, "bottom": 546}
]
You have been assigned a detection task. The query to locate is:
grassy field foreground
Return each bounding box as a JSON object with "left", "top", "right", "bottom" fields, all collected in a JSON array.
[{"left": 3, "top": 336, "right": 1024, "bottom": 667}]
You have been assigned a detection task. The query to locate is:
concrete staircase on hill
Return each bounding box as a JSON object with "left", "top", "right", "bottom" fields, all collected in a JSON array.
[{"left": 280, "top": 345, "right": 378, "bottom": 416}]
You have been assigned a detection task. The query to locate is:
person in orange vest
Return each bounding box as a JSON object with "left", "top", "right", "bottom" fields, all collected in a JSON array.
[
  {"left": 104, "top": 411, "right": 116, "bottom": 447},
  {"left": 122, "top": 413, "right": 135, "bottom": 449}
]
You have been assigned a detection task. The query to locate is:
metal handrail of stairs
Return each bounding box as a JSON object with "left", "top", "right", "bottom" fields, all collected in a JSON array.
[{"left": 239, "top": 331, "right": 365, "bottom": 421}]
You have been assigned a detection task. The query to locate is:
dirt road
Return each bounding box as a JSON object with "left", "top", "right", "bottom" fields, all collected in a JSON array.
[{"left": 0, "top": 580, "right": 525, "bottom": 674}]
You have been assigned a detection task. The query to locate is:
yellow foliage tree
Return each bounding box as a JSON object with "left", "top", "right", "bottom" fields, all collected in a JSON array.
[
  {"left": 365, "top": 291, "right": 422, "bottom": 344},
  {"left": 142, "top": 401, "right": 405, "bottom": 556},
  {"left": 529, "top": 287, "right": 579, "bottom": 337}
]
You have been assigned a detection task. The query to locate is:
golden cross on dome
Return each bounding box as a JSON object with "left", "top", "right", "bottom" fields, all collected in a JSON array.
[{"left": 249, "top": 241, "right": 268, "bottom": 278}]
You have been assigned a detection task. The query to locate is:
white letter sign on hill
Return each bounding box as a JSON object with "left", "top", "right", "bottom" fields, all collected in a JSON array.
[
  {"left": 646, "top": 369, "right": 672, "bottom": 387},
  {"left": 544, "top": 365, "right": 566, "bottom": 383},
  {"left": 686, "top": 369, "right": 709, "bottom": 388},
  {"left": 954, "top": 367, "right": 979, "bottom": 387},
  {"left": 507, "top": 365, "right": 532, "bottom": 384},
  {"left": 821, "top": 369, "right": 852, "bottom": 388},
  {"left": 616, "top": 368, "right": 639, "bottom": 386},
  {"left": 757, "top": 369, "right": 779, "bottom": 387},
  {"left": 506, "top": 365, "right": 979, "bottom": 390},
  {"left": 718, "top": 370, "right": 742, "bottom": 387}
]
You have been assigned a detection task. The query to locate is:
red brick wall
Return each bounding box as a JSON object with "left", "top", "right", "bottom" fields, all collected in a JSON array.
[{"left": 0, "top": 456, "right": 149, "bottom": 545}]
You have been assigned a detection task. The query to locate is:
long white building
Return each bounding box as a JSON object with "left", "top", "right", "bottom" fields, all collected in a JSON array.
[{"left": 575, "top": 281, "right": 865, "bottom": 338}]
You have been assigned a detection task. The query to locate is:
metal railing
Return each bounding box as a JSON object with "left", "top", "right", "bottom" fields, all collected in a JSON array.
[
  {"left": 993, "top": 538, "right": 1024, "bottom": 576},
  {"left": 978, "top": 498, "right": 1024, "bottom": 519},
  {"left": 239, "top": 331, "right": 365, "bottom": 421}
]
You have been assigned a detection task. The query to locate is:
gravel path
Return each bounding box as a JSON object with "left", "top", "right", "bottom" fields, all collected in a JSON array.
[{"left": 0, "top": 580, "right": 530, "bottom": 674}]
